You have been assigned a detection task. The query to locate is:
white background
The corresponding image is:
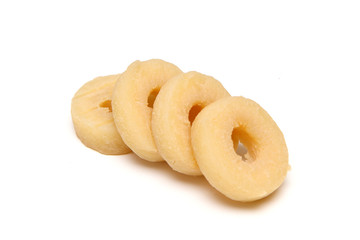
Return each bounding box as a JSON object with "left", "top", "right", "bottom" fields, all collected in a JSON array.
[{"left": 1, "top": 0, "right": 359, "bottom": 239}]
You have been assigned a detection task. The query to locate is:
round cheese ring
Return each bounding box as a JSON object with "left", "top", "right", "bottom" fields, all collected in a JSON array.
[
  {"left": 71, "top": 74, "right": 131, "bottom": 155},
  {"left": 152, "top": 71, "right": 230, "bottom": 175},
  {"left": 191, "top": 96, "right": 289, "bottom": 201},
  {"left": 112, "top": 59, "right": 182, "bottom": 162}
]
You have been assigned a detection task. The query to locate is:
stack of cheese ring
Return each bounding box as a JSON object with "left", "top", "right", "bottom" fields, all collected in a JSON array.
[{"left": 71, "top": 59, "right": 289, "bottom": 202}]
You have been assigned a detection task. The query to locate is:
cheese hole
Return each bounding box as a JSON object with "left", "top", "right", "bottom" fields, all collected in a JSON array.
[
  {"left": 231, "top": 127, "right": 249, "bottom": 161},
  {"left": 99, "top": 100, "right": 112, "bottom": 112},
  {"left": 188, "top": 104, "right": 203, "bottom": 125},
  {"left": 148, "top": 88, "right": 160, "bottom": 108}
]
